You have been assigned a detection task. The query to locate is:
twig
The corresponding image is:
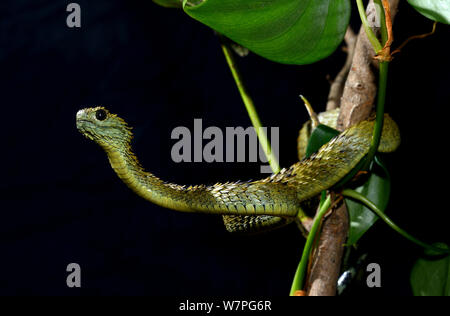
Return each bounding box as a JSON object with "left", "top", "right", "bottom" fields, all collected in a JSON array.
[
  {"left": 392, "top": 21, "right": 437, "bottom": 56},
  {"left": 326, "top": 27, "right": 357, "bottom": 111}
]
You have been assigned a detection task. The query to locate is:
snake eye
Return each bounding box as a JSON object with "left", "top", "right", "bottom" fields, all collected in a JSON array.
[{"left": 95, "top": 109, "right": 107, "bottom": 121}]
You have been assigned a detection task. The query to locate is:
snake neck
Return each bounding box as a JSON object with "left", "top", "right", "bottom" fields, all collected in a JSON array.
[
  {"left": 102, "top": 143, "right": 300, "bottom": 216},
  {"left": 103, "top": 143, "right": 196, "bottom": 212}
]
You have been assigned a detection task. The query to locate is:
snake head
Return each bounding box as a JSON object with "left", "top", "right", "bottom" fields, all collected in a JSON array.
[{"left": 76, "top": 107, "right": 133, "bottom": 149}]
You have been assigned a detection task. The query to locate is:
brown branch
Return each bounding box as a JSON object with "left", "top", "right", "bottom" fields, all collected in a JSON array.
[
  {"left": 305, "top": 203, "right": 349, "bottom": 296},
  {"left": 326, "top": 27, "right": 357, "bottom": 111},
  {"left": 305, "top": 0, "right": 400, "bottom": 296},
  {"left": 338, "top": 0, "right": 399, "bottom": 130}
]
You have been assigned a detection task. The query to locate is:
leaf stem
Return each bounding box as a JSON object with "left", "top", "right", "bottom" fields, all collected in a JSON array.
[
  {"left": 220, "top": 39, "right": 281, "bottom": 174},
  {"left": 342, "top": 189, "right": 450, "bottom": 255},
  {"left": 290, "top": 195, "right": 332, "bottom": 295},
  {"left": 356, "top": 0, "right": 383, "bottom": 53}
]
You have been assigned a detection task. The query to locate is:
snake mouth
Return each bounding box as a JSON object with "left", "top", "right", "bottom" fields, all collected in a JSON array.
[
  {"left": 76, "top": 118, "right": 91, "bottom": 126},
  {"left": 76, "top": 118, "right": 98, "bottom": 141},
  {"left": 76, "top": 119, "right": 91, "bottom": 131}
]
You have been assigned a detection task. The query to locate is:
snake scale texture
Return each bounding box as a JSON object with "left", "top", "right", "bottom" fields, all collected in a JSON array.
[{"left": 76, "top": 107, "right": 400, "bottom": 233}]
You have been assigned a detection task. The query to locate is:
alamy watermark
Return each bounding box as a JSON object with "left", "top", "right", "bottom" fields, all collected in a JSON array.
[
  {"left": 66, "top": 3, "right": 81, "bottom": 28},
  {"left": 171, "top": 119, "right": 279, "bottom": 174},
  {"left": 366, "top": 262, "right": 381, "bottom": 288},
  {"left": 66, "top": 263, "right": 81, "bottom": 288}
]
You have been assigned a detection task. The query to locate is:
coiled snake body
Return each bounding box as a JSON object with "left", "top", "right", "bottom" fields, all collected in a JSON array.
[{"left": 76, "top": 107, "right": 400, "bottom": 233}]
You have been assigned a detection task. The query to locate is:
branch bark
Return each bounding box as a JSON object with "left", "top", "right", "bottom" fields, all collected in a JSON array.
[
  {"left": 338, "top": 0, "right": 399, "bottom": 130},
  {"left": 326, "top": 28, "right": 357, "bottom": 111},
  {"left": 306, "top": 0, "right": 400, "bottom": 296}
]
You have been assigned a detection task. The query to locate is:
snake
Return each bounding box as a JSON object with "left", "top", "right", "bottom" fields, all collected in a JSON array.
[{"left": 76, "top": 107, "right": 400, "bottom": 233}]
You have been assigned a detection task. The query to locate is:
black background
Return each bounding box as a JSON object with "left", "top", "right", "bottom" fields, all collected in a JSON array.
[{"left": 0, "top": 0, "right": 449, "bottom": 296}]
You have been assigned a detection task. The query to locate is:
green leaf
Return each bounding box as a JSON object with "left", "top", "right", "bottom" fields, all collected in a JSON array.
[
  {"left": 345, "top": 156, "right": 391, "bottom": 246},
  {"left": 305, "top": 124, "right": 340, "bottom": 158},
  {"left": 153, "top": 0, "right": 183, "bottom": 9},
  {"left": 411, "top": 244, "right": 450, "bottom": 296},
  {"left": 407, "top": 0, "right": 450, "bottom": 24},
  {"left": 184, "top": 0, "right": 351, "bottom": 65}
]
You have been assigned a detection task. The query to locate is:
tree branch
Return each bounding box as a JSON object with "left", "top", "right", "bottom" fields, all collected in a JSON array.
[
  {"left": 305, "top": 0, "right": 400, "bottom": 296},
  {"left": 338, "top": 0, "right": 399, "bottom": 130},
  {"left": 326, "top": 27, "right": 357, "bottom": 111}
]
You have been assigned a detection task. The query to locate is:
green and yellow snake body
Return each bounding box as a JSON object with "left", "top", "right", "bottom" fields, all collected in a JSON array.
[{"left": 76, "top": 107, "right": 400, "bottom": 233}]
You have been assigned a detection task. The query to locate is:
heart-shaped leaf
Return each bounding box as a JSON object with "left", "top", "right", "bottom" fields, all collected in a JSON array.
[
  {"left": 184, "top": 0, "right": 351, "bottom": 65},
  {"left": 407, "top": 0, "right": 450, "bottom": 24},
  {"left": 345, "top": 156, "right": 391, "bottom": 246}
]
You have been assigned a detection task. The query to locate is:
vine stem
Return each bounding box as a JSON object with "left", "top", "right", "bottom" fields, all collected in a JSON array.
[
  {"left": 342, "top": 189, "right": 450, "bottom": 255},
  {"left": 220, "top": 39, "right": 280, "bottom": 174},
  {"left": 356, "top": 0, "right": 383, "bottom": 53},
  {"left": 290, "top": 196, "right": 332, "bottom": 296},
  {"left": 356, "top": 0, "right": 391, "bottom": 169},
  {"left": 364, "top": 61, "right": 388, "bottom": 169}
]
